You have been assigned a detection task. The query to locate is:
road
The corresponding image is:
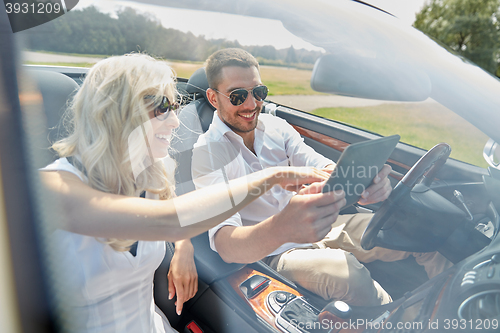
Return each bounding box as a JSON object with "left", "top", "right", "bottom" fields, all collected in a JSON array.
[{"left": 22, "top": 51, "right": 104, "bottom": 64}]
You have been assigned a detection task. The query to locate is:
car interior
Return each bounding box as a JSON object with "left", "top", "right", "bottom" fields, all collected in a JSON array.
[{"left": 25, "top": 64, "right": 500, "bottom": 333}]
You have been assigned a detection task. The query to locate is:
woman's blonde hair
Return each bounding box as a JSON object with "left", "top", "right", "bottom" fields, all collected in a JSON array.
[{"left": 53, "top": 53, "right": 177, "bottom": 251}]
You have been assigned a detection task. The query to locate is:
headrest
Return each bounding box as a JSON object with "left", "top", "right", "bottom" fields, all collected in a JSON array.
[
  {"left": 24, "top": 69, "right": 80, "bottom": 166},
  {"left": 27, "top": 69, "right": 79, "bottom": 141},
  {"left": 186, "top": 67, "right": 209, "bottom": 99}
]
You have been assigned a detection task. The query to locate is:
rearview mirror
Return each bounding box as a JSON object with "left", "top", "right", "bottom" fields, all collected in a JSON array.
[{"left": 310, "top": 54, "right": 431, "bottom": 102}]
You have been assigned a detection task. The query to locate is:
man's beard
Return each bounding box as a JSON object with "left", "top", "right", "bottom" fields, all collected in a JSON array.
[{"left": 220, "top": 106, "right": 261, "bottom": 134}]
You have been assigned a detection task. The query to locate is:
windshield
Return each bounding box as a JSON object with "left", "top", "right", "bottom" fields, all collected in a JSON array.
[{"left": 19, "top": 0, "right": 497, "bottom": 168}]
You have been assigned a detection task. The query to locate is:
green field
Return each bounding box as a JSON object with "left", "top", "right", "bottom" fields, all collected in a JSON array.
[
  {"left": 147, "top": 62, "right": 323, "bottom": 95},
  {"left": 312, "top": 103, "right": 489, "bottom": 168},
  {"left": 25, "top": 57, "right": 322, "bottom": 95},
  {"left": 260, "top": 67, "right": 324, "bottom": 96}
]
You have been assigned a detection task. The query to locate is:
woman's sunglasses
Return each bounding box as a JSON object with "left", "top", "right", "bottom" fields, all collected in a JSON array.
[
  {"left": 144, "top": 95, "right": 180, "bottom": 120},
  {"left": 214, "top": 85, "right": 268, "bottom": 106}
]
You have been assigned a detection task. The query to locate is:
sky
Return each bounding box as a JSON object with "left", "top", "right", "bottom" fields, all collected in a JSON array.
[{"left": 77, "top": 0, "right": 429, "bottom": 50}]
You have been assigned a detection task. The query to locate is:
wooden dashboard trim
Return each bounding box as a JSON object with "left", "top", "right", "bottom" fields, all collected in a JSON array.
[
  {"left": 293, "top": 125, "right": 351, "bottom": 152},
  {"left": 227, "top": 268, "right": 302, "bottom": 330},
  {"left": 292, "top": 124, "right": 410, "bottom": 181}
]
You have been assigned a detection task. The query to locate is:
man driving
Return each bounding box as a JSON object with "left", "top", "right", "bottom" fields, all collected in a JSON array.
[{"left": 192, "top": 48, "right": 451, "bottom": 306}]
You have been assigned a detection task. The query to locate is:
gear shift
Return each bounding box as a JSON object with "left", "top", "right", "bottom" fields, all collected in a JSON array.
[{"left": 454, "top": 190, "right": 474, "bottom": 221}]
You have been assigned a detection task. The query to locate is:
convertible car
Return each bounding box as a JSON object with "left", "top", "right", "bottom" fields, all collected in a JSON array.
[{"left": 2, "top": 0, "right": 500, "bottom": 332}]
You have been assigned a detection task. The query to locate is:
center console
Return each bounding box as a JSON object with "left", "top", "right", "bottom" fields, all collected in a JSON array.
[
  {"left": 228, "top": 267, "right": 360, "bottom": 333},
  {"left": 269, "top": 292, "right": 322, "bottom": 333},
  {"left": 228, "top": 267, "right": 406, "bottom": 333}
]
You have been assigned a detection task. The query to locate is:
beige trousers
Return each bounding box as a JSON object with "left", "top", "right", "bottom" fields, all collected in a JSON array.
[{"left": 263, "top": 214, "right": 452, "bottom": 306}]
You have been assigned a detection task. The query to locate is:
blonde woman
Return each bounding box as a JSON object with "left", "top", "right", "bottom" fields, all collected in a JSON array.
[{"left": 39, "top": 53, "right": 335, "bottom": 333}]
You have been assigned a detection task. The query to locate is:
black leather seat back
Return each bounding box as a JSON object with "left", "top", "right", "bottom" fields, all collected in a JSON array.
[
  {"left": 169, "top": 68, "right": 244, "bottom": 283},
  {"left": 170, "top": 99, "right": 205, "bottom": 195},
  {"left": 171, "top": 67, "right": 216, "bottom": 195},
  {"left": 185, "top": 68, "right": 210, "bottom": 100},
  {"left": 185, "top": 67, "right": 215, "bottom": 132},
  {"left": 26, "top": 69, "right": 79, "bottom": 167}
]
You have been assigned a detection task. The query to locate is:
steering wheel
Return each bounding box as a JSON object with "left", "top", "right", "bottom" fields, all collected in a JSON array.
[{"left": 360, "top": 143, "right": 452, "bottom": 250}]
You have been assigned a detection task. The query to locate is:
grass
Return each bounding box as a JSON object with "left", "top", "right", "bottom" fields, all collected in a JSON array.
[
  {"left": 169, "top": 62, "right": 203, "bottom": 80},
  {"left": 24, "top": 52, "right": 321, "bottom": 95},
  {"left": 260, "top": 67, "right": 324, "bottom": 96},
  {"left": 312, "top": 103, "right": 489, "bottom": 168},
  {"left": 169, "top": 63, "right": 324, "bottom": 95},
  {"left": 22, "top": 59, "right": 321, "bottom": 96}
]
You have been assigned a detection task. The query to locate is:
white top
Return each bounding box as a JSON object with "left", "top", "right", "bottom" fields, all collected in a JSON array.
[
  {"left": 42, "top": 158, "right": 176, "bottom": 333},
  {"left": 192, "top": 112, "right": 333, "bottom": 256}
]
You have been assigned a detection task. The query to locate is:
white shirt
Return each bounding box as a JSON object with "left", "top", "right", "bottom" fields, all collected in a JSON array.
[
  {"left": 42, "top": 158, "right": 176, "bottom": 333},
  {"left": 192, "top": 112, "right": 333, "bottom": 256}
]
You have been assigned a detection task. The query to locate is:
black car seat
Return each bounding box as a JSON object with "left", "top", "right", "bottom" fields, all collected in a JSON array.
[
  {"left": 25, "top": 69, "right": 80, "bottom": 168},
  {"left": 169, "top": 67, "right": 215, "bottom": 196},
  {"left": 154, "top": 69, "right": 214, "bottom": 329},
  {"left": 172, "top": 68, "right": 245, "bottom": 280},
  {"left": 154, "top": 68, "right": 249, "bottom": 329}
]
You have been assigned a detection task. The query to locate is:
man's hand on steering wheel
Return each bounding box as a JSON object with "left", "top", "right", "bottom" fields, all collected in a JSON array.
[{"left": 358, "top": 164, "right": 393, "bottom": 205}]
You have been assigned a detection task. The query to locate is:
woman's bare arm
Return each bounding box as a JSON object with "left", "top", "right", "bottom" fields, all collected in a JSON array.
[{"left": 39, "top": 167, "right": 328, "bottom": 241}]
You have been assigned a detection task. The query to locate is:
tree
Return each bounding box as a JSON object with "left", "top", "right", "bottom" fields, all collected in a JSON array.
[
  {"left": 20, "top": 6, "right": 322, "bottom": 67},
  {"left": 414, "top": 0, "right": 500, "bottom": 76},
  {"left": 249, "top": 45, "right": 277, "bottom": 60},
  {"left": 285, "top": 46, "right": 298, "bottom": 64}
]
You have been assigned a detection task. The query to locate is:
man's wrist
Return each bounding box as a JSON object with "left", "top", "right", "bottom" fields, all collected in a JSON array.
[{"left": 265, "top": 213, "right": 286, "bottom": 246}]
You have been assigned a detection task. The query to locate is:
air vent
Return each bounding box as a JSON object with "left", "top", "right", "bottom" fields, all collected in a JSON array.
[{"left": 458, "top": 290, "right": 500, "bottom": 320}]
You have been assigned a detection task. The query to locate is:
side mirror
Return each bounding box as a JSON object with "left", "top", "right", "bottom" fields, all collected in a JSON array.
[{"left": 483, "top": 138, "right": 500, "bottom": 169}]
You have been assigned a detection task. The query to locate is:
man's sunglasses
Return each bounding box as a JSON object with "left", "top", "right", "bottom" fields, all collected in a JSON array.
[
  {"left": 213, "top": 85, "right": 268, "bottom": 106},
  {"left": 144, "top": 95, "right": 180, "bottom": 120}
]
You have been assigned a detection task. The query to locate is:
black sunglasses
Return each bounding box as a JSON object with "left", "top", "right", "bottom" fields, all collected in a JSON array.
[
  {"left": 144, "top": 95, "right": 180, "bottom": 120},
  {"left": 214, "top": 85, "right": 268, "bottom": 106}
]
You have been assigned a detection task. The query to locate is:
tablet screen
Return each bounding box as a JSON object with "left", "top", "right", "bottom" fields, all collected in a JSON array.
[{"left": 322, "top": 135, "right": 400, "bottom": 207}]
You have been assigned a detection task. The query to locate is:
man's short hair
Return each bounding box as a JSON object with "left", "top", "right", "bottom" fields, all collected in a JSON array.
[{"left": 205, "top": 48, "right": 260, "bottom": 90}]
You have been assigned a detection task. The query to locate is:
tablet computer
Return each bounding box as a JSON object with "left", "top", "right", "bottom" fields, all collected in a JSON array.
[{"left": 322, "top": 134, "right": 400, "bottom": 207}]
